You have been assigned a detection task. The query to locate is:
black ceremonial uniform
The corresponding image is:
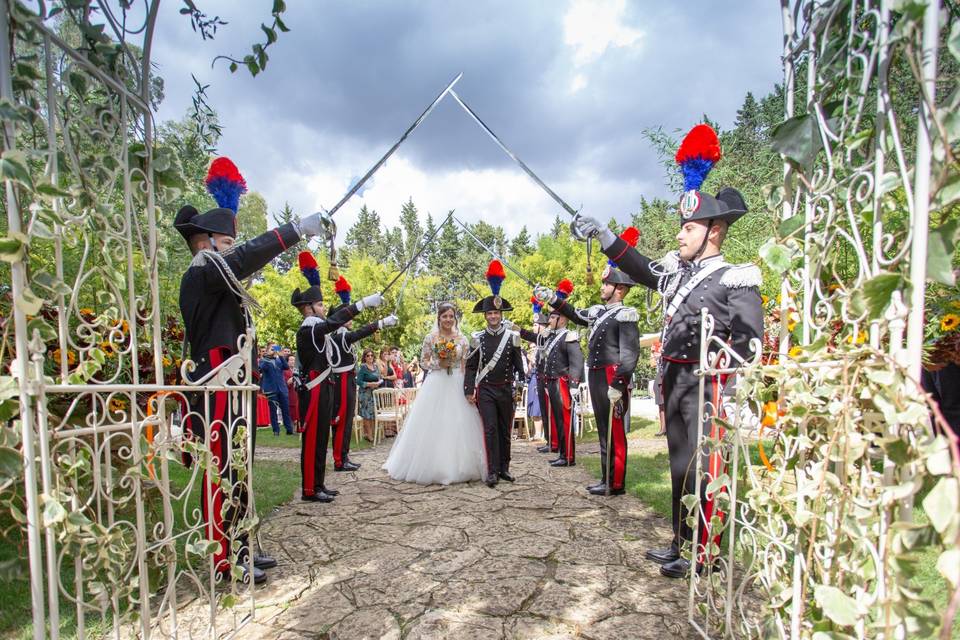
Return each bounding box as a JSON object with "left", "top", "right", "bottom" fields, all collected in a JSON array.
[
  {"left": 542, "top": 327, "right": 584, "bottom": 465},
  {"left": 464, "top": 326, "right": 526, "bottom": 482},
  {"left": 327, "top": 321, "right": 379, "bottom": 470},
  {"left": 518, "top": 326, "right": 554, "bottom": 451},
  {"left": 601, "top": 235, "right": 764, "bottom": 563},
  {"left": 296, "top": 305, "right": 363, "bottom": 498},
  {"left": 553, "top": 300, "right": 639, "bottom": 491},
  {"left": 179, "top": 222, "right": 301, "bottom": 573}
]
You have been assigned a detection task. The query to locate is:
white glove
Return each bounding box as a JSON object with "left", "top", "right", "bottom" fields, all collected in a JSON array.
[
  {"left": 378, "top": 314, "right": 399, "bottom": 329},
  {"left": 570, "top": 387, "right": 581, "bottom": 401},
  {"left": 356, "top": 292, "right": 383, "bottom": 311},
  {"left": 298, "top": 212, "right": 325, "bottom": 238},
  {"left": 575, "top": 216, "right": 618, "bottom": 250},
  {"left": 606, "top": 386, "right": 623, "bottom": 402},
  {"left": 501, "top": 319, "right": 515, "bottom": 330},
  {"left": 533, "top": 285, "right": 556, "bottom": 305}
]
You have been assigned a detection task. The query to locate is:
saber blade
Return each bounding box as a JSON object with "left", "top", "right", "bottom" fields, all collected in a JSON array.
[
  {"left": 325, "top": 73, "right": 463, "bottom": 219},
  {"left": 448, "top": 89, "right": 579, "bottom": 218},
  {"left": 382, "top": 212, "right": 454, "bottom": 294},
  {"left": 453, "top": 216, "right": 536, "bottom": 288}
]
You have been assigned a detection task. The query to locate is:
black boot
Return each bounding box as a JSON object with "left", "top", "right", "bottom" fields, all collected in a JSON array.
[
  {"left": 253, "top": 554, "right": 278, "bottom": 570},
  {"left": 645, "top": 546, "right": 680, "bottom": 565},
  {"left": 498, "top": 471, "right": 515, "bottom": 483},
  {"left": 660, "top": 557, "right": 692, "bottom": 579},
  {"left": 549, "top": 458, "right": 569, "bottom": 467}
]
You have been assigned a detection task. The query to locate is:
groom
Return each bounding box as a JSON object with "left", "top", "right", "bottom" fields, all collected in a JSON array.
[{"left": 465, "top": 260, "right": 526, "bottom": 488}]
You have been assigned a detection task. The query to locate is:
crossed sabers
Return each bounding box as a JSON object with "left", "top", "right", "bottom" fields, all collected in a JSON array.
[{"left": 312, "top": 72, "right": 588, "bottom": 300}]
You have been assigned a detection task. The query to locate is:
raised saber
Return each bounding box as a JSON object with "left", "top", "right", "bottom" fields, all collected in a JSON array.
[
  {"left": 447, "top": 89, "right": 595, "bottom": 283},
  {"left": 452, "top": 216, "right": 536, "bottom": 288},
  {"left": 325, "top": 73, "right": 463, "bottom": 220},
  {"left": 382, "top": 211, "right": 454, "bottom": 295}
]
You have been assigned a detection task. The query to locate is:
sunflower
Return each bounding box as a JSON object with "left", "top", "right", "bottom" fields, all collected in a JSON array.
[
  {"left": 445, "top": 341, "right": 455, "bottom": 349},
  {"left": 99, "top": 341, "right": 117, "bottom": 357},
  {"left": 941, "top": 314, "right": 960, "bottom": 332},
  {"left": 162, "top": 355, "right": 172, "bottom": 367},
  {"left": 52, "top": 349, "right": 78, "bottom": 366},
  {"left": 788, "top": 346, "right": 803, "bottom": 359},
  {"left": 761, "top": 401, "right": 778, "bottom": 427},
  {"left": 109, "top": 398, "right": 127, "bottom": 411},
  {"left": 761, "top": 295, "right": 770, "bottom": 306},
  {"left": 950, "top": 301, "right": 960, "bottom": 310},
  {"left": 786, "top": 311, "right": 800, "bottom": 333},
  {"left": 113, "top": 319, "right": 129, "bottom": 334},
  {"left": 846, "top": 330, "right": 868, "bottom": 345}
]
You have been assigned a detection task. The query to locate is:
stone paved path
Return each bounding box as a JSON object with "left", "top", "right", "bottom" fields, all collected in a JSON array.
[{"left": 239, "top": 439, "right": 692, "bottom": 640}]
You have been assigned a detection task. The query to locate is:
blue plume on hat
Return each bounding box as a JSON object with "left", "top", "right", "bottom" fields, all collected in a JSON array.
[
  {"left": 530, "top": 295, "right": 542, "bottom": 315},
  {"left": 486, "top": 260, "right": 506, "bottom": 296},
  {"left": 298, "top": 251, "right": 321, "bottom": 287},
  {"left": 675, "top": 125, "right": 722, "bottom": 192},
  {"left": 205, "top": 157, "right": 248, "bottom": 213}
]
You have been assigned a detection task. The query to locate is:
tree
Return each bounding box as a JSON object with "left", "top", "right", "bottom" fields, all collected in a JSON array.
[
  {"left": 343, "top": 205, "right": 385, "bottom": 262},
  {"left": 549, "top": 215, "right": 566, "bottom": 238},
  {"left": 271, "top": 202, "right": 298, "bottom": 273},
  {"left": 236, "top": 191, "right": 268, "bottom": 244},
  {"left": 422, "top": 212, "right": 439, "bottom": 271},
  {"left": 509, "top": 225, "right": 533, "bottom": 258},
  {"left": 398, "top": 198, "right": 423, "bottom": 271}
]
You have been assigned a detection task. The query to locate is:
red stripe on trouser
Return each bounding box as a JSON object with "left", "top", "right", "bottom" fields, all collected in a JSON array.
[
  {"left": 559, "top": 377, "right": 574, "bottom": 463},
  {"left": 301, "top": 372, "right": 323, "bottom": 495},
  {"left": 604, "top": 365, "right": 628, "bottom": 490},
  {"left": 201, "top": 349, "right": 228, "bottom": 571},
  {"left": 545, "top": 392, "right": 557, "bottom": 450},
  {"left": 332, "top": 373, "right": 349, "bottom": 467},
  {"left": 698, "top": 373, "right": 728, "bottom": 562}
]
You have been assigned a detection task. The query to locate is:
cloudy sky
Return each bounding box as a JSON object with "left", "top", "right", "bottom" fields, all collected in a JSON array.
[{"left": 150, "top": 1, "right": 784, "bottom": 237}]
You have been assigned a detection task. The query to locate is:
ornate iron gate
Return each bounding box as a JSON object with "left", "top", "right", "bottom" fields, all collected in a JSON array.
[
  {"left": 2, "top": 2, "right": 257, "bottom": 638},
  {"left": 686, "top": 1, "right": 957, "bottom": 638}
]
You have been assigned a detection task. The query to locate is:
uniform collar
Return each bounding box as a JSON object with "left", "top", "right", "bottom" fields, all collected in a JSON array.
[
  {"left": 485, "top": 324, "right": 505, "bottom": 336},
  {"left": 692, "top": 253, "right": 724, "bottom": 268},
  {"left": 604, "top": 301, "right": 624, "bottom": 310}
]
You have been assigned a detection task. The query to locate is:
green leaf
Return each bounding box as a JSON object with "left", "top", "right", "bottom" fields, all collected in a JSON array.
[
  {"left": 937, "top": 549, "right": 960, "bottom": 588},
  {"left": 814, "top": 585, "right": 859, "bottom": 627},
  {"left": 759, "top": 239, "right": 793, "bottom": 274},
  {"left": 771, "top": 113, "right": 821, "bottom": 170},
  {"left": 926, "top": 218, "right": 960, "bottom": 285},
  {"left": 0, "top": 234, "right": 25, "bottom": 263},
  {"left": 778, "top": 214, "right": 806, "bottom": 239},
  {"left": 261, "top": 24, "right": 277, "bottom": 44},
  {"left": 922, "top": 477, "right": 959, "bottom": 534},
  {"left": 16, "top": 287, "right": 43, "bottom": 316},
  {"left": 27, "top": 318, "right": 57, "bottom": 343},
  {"left": 0, "top": 150, "right": 34, "bottom": 189},
  {"left": 862, "top": 272, "right": 903, "bottom": 319},
  {"left": 949, "top": 19, "right": 960, "bottom": 62},
  {"left": 41, "top": 495, "right": 67, "bottom": 527}
]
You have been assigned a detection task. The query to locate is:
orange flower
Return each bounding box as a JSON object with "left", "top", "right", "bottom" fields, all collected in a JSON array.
[
  {"left": 761, "top": 401, "right": 778, "bottom": 427},
  {"left": 109, "top": 398, "right": 127, "bottom": 411},
  {"left": 162, "top": 355, "right": 172, "bottom": 367},
  {"left": 941, "top": 314, "right": 960, "bottom": 332},
  {"left": 51, "top": 349, "right": 77, "bottom": 365},
  {"left": 113, "top": 319, "right": 129, "bottom": 334},
  {"left": 99, "top": 341, "right": 117, "bottom": 357},
  {"left": 761, "top": 295, "right": 770, "bottom": 306},
  {"left": 445, "top": 341, "right": 455, "bottom": 349}
]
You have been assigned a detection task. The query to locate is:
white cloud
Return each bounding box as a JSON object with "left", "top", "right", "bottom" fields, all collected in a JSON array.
[
  {"left": 258, "top": 155, "right": 651, "bottom": 240},
  {"left": 569, "top": 73, "right": 588, "bottom": 93},
  {"left": 563, "top": 0, "right": 644, "bottom": 68}
]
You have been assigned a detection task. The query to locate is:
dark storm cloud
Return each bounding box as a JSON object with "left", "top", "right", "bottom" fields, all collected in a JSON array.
[{"left": 151, "top": 1, "right": 783, "bottom": 225}]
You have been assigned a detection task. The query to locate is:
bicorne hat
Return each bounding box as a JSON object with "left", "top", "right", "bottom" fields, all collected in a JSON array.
[
  {"left": 675, "top": 125, "right": 747, "bottom": 226},
  {"left": 174, "top": 157, "right": 247, "bottom": 243},
  {"left": 473, "top": 260, "right": 513, "bottom": 313}
]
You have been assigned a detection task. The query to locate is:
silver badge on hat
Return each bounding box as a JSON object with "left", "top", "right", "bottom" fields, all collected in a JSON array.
[
  {"left": 680, "top": 190, "right": 701, "bottom": 219},
  {"left": 493, "top": 296, "right": 502, "bottom": 309}
]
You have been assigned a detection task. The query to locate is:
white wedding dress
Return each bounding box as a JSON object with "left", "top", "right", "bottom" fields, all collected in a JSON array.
[{"left": 382, "top": 331, "right": 487, "bottom": 485}]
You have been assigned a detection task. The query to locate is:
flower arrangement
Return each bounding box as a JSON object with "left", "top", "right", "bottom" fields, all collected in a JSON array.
[
  {"left": 432, "top": 338, "right": 459, "bottom": 375},
  {"left": 924, "top": 286, "right": 960, "bottom": 367}
]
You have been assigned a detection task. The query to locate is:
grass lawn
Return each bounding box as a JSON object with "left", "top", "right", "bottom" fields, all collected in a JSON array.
[
  {"left": 581, "top": 442, "right": 959, "bottom": 637},
  {"left": 255, "top": 425, "right": 377, "bottom": 452},
  {"left": 0, "top": 456, "right": 300, "bottom": 640}
]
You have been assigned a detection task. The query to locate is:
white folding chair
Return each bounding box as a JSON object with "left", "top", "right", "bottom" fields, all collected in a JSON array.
[
  {"left": 373, "top": 388, "right": 401, "bottom": 444},
  {"left": 513, "top": 386, "right": 530, "bottom": 439}
]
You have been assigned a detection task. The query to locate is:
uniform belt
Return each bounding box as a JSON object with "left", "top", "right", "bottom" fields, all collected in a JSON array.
[
  {"left": 479, "top": 380, "right": 512, "bottom": 386},
  {"left": 662, "top": 356, "right": 697, "bottom": 364},
  {"left": 331, "top": 364, "right": 355, "bottom": 374},
  {"left": 305, "top": 368, "right": 332, "bottom": 390}
]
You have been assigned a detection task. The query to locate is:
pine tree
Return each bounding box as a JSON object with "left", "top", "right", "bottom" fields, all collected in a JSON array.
[
  {"left": 344, "top": 205, "right": 384, "bottom": 261},
  {"left": 550, "top": 215, "right": 566, "bottom": 238},
  {"left": 509, "top": 225, "right": 533, "bottom": 258},
  {"left": 398, "top": 198, "right": 424, "bottom": 272},
  {"left": 271, "top": 202, "right": 298, "bottom": 273},
  {"left": 434, "top": 215, "right": 462, "bottom": 299},
  {"left": 423, "top": 212, "right": 439, "bottom": 271}
]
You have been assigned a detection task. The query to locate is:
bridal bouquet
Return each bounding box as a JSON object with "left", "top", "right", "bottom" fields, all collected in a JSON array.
[{"left": 432, "top": 338, "right": 459, "bottom": 375}]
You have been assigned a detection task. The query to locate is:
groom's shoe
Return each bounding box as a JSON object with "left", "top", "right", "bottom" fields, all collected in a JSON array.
[
  {"left": 484, "top": 475, "right": 498, "bottom": 488},
  {"left": 498, "top": 472, "right": 515, "bottom": 483},
  {"left": 645, "top": 546, "right": 681, "bottom": 565}
]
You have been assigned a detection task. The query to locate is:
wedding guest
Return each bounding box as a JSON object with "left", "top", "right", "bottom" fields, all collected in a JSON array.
[
  {"left": 284, "top": 354, "right": 302, "bottom": 433},
  {"left": 378, "top": 347, "right": 397, "bottom": 389},
  {"left": 526, "top": 347, "right": 543, "bottom": 439},
  {"left": 391, "top": 346, "right": 406, "bottom": 387},
  {"left": 407, "top": 360, "right": 423, "bottom": 386},
  {"left": 356, "top": 348, "right": 382, "bottom": 441}
]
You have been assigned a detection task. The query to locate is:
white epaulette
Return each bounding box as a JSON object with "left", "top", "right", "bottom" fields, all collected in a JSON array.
[
  {"left": 565, "top": 330, "right": 579, "bottom": 342},
  {"left": 586, "top": 305, "right": 605, "bottom": 320},
  {"left": 720, "top": 264, "right": 763, "bottom": 288},
  {"left": 301, "top": 316, "right": 321, "bottom": 327},
  {"left": 654, "top": 250, "right": 681, "bottom": 274},
  {"left": 470, "top": 330, "right": 483, "bottom": 349},
  {"left": 616, "top": 307, "right": 640, "bottom": 322},
  {"left": 510, "top": 330, "right": 520, "bottom": 347}
]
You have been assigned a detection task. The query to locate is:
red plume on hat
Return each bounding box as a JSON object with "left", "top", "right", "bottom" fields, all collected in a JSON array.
[
  {"left": 298, "top": 251, "right": 321, "bottom": 286},
  {"left": 334, "top": 275, "right": 352, "bottom": 305},
  {"left": 555, "top": 278, "right": 574, "bottom": 301},
  {"left": 486, "top": 260, "right": 506, "bottom": 295},
  {"left": 675, "top": 124, "right": 721, "bottom": 193},
  {"left": 205, "top": 157, "right": 248, "bottom": 213}
]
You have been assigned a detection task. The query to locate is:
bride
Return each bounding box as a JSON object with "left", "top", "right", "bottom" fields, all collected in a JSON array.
[{"left": 382, "top": 302, "right": 487, "bottom": 485}]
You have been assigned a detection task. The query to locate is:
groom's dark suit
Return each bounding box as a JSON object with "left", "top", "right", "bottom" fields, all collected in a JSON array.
[{"left": 464, "top": 325, "right": 525, "bottom": 483}]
